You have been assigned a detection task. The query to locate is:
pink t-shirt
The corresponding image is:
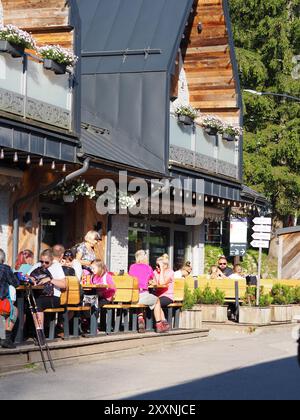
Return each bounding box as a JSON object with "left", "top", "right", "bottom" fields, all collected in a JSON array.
[
  {"left": 91, "top": 272, "right": 116, "bottom": 301},
  {"left": 129, "top": 263, "right": 154, "bottom": 292},
  {"left": 153, "top": 269, "right": 174, "bottom": 300}
]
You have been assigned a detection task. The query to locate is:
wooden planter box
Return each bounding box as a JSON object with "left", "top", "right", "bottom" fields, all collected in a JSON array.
[
  {"left": 239, "top": 306, "right": 272, "bottom": 325},
  {"left": 195, "top": 305, "right": 228, "bottom": 323},
  {"left": 179, "top": 308, "right": 202, "bottom": 329},
  {"left": 271, "top": 305, "right": 292, "bottom": 323},
  {"left": 291, "top": 305, "right": 300, "bottom": 321},
  {"left": 0, "top": 40, "right": 24, "bottom": 58}
]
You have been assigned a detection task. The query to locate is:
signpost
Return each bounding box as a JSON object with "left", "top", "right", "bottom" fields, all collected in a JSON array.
[
  {"left": 251, "top": 217, "right": 272, "bottom": 306},
  {"left": 230, "top": 216, "right": 248, "bottom": 258}
]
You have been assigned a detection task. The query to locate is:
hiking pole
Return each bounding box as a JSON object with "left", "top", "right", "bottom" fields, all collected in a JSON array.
[{"left": 25, "top": 285, "right": 55, "bottom": 373}]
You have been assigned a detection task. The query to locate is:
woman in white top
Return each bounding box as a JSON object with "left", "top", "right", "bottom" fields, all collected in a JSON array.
[
  {"left": 174, "top": 261, "right": 193, "bottom": 279},
  {"left": 229, "top": 264, "right": 245, "bottom": 280}
]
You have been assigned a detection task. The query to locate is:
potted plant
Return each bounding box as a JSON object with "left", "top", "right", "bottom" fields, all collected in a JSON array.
[
  {"left": 193, "top": 285, "right": 227, "bottom": 323},
  {"left": 291, "top": 286, "right": 300, "bottom": 320},
  {"left": 239, "top": 286, "right": 272, "bottom": 325},
  {"left": 179, "top": 285, "right": 202, "bottom": 329},
  {"left": 200, "top": 115, "right": 223, "bottom": 136},
  {"left": 270, "top": 284, "right": 293, "bottom": 322},
  {"left": 48, "top": 178, "right": 96, "bottom": 202},
  {"left": 38, "top": 45, "right": 78, "bottom": 75},
  {"left": 175, "top": 104, "right": 199, "bottom": 126},
  {"left": 221, "top": 124, "right": 243, "bottom": 142},
  {"left": 0, "top": 24, "right": 36, "bottom": 57}
]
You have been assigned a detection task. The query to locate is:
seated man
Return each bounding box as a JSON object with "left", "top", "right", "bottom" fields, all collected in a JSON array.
[
  {"left": 0, "top": 249, "right": 19, "bottom": 349},
  {"left": 217, "top": 256, "right": 233, "bottom": 277}
]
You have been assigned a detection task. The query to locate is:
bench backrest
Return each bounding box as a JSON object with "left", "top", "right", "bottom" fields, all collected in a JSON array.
[
  {"left": 60, "top": 276, "right": 81, "bottom": 306},
  {"left": 174, "top": 279, "right": 185, "bottom": 302},
  {"left": 198, "top": 279, "right": 247, "bottom": 300},
  {"left": 112, "top": 275, "right": 135, "bottom": 303}
]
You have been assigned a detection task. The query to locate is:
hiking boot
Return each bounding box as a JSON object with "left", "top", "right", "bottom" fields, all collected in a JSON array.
[
  {"left": 1, "top": 338, "right": 16, "bottom": 349},
  {"left": 138, "top": 317, "right": 146, "bottom": 333},
  {"left": 156, "top": 321, "right": 170, "bottom": 334}
]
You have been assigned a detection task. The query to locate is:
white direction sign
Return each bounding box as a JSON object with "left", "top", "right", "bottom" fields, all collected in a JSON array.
[
  {"left": 252, "top": 232, "right": 271, "bottom": 241},
  {"left": 252, "top": 224, "right": 272, "bottom": 233},
  {"left": 251, "top": 240, "right": 270, "bottom": 249},
  {"left": 253, "top": 217, "right": 272, "bottom": 225}
]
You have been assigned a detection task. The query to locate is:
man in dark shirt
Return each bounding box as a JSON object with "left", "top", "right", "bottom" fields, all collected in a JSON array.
[
  {"left": 218, "top": 256, "right": 233, "bottom": 277},
  {"left": 0, "top": 249, "right": 19, "bottom": 349}
]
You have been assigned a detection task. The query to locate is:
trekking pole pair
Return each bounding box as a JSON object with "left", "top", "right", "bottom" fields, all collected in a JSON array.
[{"left": 24, "top": 285, "right": 55, "bottom": 373}]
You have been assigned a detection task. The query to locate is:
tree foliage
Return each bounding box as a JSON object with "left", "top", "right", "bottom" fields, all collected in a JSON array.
[{"left": 229, "top": 0, "right": 300, "bottom": 222}]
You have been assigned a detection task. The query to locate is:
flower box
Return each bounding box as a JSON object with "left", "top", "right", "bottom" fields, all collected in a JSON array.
[
  {"left": 271, "top": 305, "right": 292, "bottom": 323},
  {"left": 63, "top": 195, "right": 75, "bottom": 203},
  {"left": 222, "top": 132, "right": 235, "bottom": 142},
  {"left": 204, "top": 126, "right": 218, "bottom": 136},
  {"left": 0, "top": 40, "right": 24, "bottom": 58},
  {"left": 179, "top": 308, "right": 202, "bottom": 329},
  {"left": 178, "top": 115, "right": 194, "bottom": 125},
  {"left": 194, "top": 304, "right": 228, "bottom": 323},
  {"left": 43, "top": 59, "right": 67, "bottom": 75},
  {"left": 239, "top": 306, "right": 272, "bottom": 325}
]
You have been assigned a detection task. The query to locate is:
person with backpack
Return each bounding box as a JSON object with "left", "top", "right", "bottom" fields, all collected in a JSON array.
[{"left": 0, "top": 249, "right": 19, "bottom": 349}]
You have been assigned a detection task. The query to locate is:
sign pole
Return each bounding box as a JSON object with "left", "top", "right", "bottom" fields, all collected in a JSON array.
[{"left": 256, "top": 246, "right": 262, "bottom": 306}]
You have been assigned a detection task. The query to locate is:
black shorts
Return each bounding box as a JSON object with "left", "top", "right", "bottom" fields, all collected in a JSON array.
[
  {"left": 159, "top": 296, "right": 173, "bottom": 307},
  {"left": 35, "top": 296, "right": 60, "bottom": 312}
]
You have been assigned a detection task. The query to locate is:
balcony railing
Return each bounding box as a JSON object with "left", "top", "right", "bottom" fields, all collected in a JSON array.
[
  {"left": 169, "top": 114, "right": 239, "bottom": 180},
  {"left": 0, "top": 52, "right": 73, "bottom": 131}
]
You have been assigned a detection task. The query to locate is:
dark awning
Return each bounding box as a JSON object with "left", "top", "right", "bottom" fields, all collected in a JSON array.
[{"left": 0, "top": 118, "right": 79, "bottom": 163}]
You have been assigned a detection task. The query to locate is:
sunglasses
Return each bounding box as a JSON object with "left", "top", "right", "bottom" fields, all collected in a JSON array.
[
  {"left": 219, "top": 263, "right": 227, "bottom": 266},
  {"left": 40, "top": 260, "right": 50, "bottom": 266}
]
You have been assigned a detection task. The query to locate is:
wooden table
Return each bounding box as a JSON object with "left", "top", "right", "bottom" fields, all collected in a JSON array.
[{"left": 82, "top": 284, "right": 109, "bottom": 337}]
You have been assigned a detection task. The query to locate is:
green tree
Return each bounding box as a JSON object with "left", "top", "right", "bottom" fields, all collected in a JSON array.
[{"left": 229, "top": 0, "right": 300, "bottom": 224}]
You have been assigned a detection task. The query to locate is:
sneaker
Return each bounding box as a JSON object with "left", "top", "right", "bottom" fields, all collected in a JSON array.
[
  {"left": 1, "top": 338, "right": 16, "bottom": 349},
  {"left": 162, "top": 320, "right": 170, "bottom": 331},
  {"left": 138, "top": 317, "right": 146, "bottom": 333},
  {"left": 156, "top": 321, "right": 169, "bottom": 334}
]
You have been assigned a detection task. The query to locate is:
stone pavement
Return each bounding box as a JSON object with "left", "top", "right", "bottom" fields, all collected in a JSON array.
[{"left": 0, "top": 324, "right": 299, "bottom": 400}]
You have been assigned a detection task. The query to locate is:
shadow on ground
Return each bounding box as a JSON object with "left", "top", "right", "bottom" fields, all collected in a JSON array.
[{"left": 127, "top": 357, "right": 300, "bottom": 400}]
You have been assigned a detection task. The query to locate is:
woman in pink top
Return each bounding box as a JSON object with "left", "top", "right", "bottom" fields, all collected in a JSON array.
[
  {"left": 153, "top": 255, "right": 174, "bottom": 322},
  {"left": 129, "top": 250, "right": 169, "bottom": 334}
]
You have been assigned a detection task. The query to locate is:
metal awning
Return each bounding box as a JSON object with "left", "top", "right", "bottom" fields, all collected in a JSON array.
[{"left": 0, "top": 118, "right": 79, "bottom": 163}]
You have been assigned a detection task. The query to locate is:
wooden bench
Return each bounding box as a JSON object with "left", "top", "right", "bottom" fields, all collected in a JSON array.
[{"left": 167, "top": 279, "right": 185, "bottom": 329}]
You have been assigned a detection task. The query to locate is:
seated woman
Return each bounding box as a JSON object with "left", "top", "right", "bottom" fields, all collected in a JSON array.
[
  {"left": 28, "top": 249, "right": 66, "bottom": 332},
  {"left": 90, "top": 260, "right": 116, "bottom": 306},
  {"left": 14, "top": 250, "right": 34, "bottom": 275},
  {"left": 129, "top": 250, "right": 169, "bottom": 334},
  {"left": 61, "top": 250, "right": 77, "bottom": 278},
  {"left": 174, "top": 261, "right": 192, "bottom": 279},
  {"left": 153, "top": 255, "right": 174, "bottom": 325}
]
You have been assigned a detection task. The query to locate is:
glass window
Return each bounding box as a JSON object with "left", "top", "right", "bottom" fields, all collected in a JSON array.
[
  {"left": 205, "top": 220, "right": 223, "bottom": 245},
  {"left": 149, "top": 226, "right": 170, "bottom": 268},
  {"left": 174, "top": 231, "right": 189, "bottom": 271},
  {"left": 128, "top": 222, "right": 148, "bottom": 267}
]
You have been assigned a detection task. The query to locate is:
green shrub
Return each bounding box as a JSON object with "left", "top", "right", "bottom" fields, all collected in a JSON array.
[
  {"left": 293, "top": 287, "right": 300, "bottom": 304},
  {"left": 243, "top": 286, "right": 272, "bottom": 307},
  {"left": 195, "top": 285, "right": 225, "bottom": 305},
  {"left": 271, "top": 284, "right": 294, "bottom": 305},
  {"left": 182, "top": 284, "right": 196, "bottom": 310}
]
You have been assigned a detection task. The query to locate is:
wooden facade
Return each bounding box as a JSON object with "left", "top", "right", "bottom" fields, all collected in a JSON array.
[
  {"left": 180, "top": 0, "right": 240, "bottom": 124},
  {"left": 1, "top": 0, "right": 73, "bottom": 48},
  {"left": 278, "top": 229, "right": 300, "bottom": 279}
]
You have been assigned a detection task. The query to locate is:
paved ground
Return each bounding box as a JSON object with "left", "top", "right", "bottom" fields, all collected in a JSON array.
[{"left": 0, "top": 325, "right": 299, "bottom": 400}]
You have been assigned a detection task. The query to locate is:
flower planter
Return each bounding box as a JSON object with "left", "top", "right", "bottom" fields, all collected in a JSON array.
[
  {"left": 178, "top": 115, "right": 194, "bottom": 126},
  {"left": 271, "top": 305, "right": 292, "bottom": 323},
  {"left": 222, "top": 133, "right": 235, "bottom": 142},
  {"left": 291, "top": 305, "right": 300, "bottom": 322},
  {"left": 239, "top": 306, "right": 272, "bottom": 325},
  {"left": 179, "top": 308, "right": 202, "bottom": 329},
  {"left": 0, "top": 40, "right": 24, "bottom": 58},
  {"left": 194, "top": 305, "right": 228, "bottom": 323},
  {"left": 204, "top": 127, "right": 218, "bottom": 136},
  {"left": 43, "top": 59, "right": 67, "bottom": 75},
  {"left": 63, "top": 195, "right": 75, "bottom": 203}
]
